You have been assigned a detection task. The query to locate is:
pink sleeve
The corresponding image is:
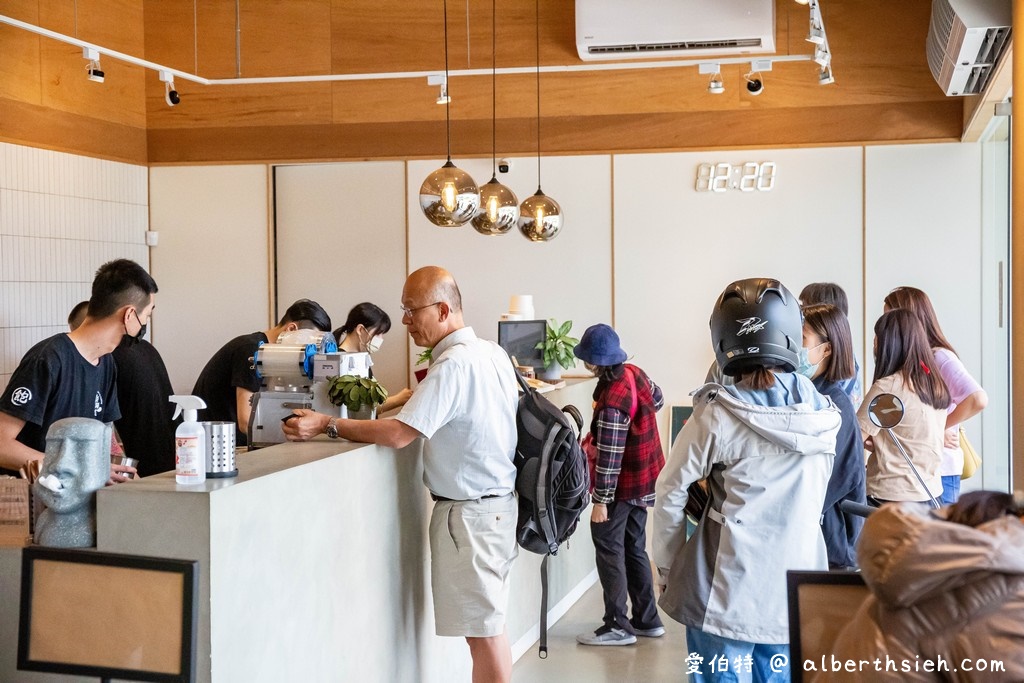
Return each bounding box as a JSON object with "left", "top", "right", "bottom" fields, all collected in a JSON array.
[{"left": 932, "top": 348, "right": 982, "bottom": 406}]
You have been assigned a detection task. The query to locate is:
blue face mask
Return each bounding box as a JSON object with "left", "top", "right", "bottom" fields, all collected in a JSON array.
[{"left": 796, "top": 343, "right": 826, "bottom": 379}]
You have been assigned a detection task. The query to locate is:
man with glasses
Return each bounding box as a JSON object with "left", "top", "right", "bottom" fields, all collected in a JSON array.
[
  {"left": 0, "top": 259, "right": 157, "bottom": 482},
  {"left": 283, "top": 266, "right": 520, "bottom": 683}
]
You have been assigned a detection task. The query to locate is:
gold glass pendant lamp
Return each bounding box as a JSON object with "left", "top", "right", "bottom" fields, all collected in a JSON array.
[
  {"left": 472, "top": 0, "right": 519, "bottom": 235},
  {"left": 419, "top": 0, "right": 480, "bottom": 227}
]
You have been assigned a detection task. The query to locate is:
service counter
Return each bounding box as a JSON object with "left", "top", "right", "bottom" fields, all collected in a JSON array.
[{"left": 0, "top": 378, "right": 598, "bottom": 683}]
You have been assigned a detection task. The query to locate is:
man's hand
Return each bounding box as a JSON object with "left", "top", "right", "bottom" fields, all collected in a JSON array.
[
  {"left": 281, "top": 409, "right": 331, "bottom": 441},
  {"left": 591, "top": 502, "right": 609, "bottom": 524},
  {"left": 108, "top": 462, "right": 138, "bottom": 485}
]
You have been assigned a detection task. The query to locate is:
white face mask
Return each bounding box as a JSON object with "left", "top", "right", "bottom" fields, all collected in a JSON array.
[{"left": 366, "top": 334, "right": 384, "bottom": 354}]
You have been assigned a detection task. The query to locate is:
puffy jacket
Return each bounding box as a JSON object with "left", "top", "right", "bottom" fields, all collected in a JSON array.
[
  {"left": 654, "top": 381, "right": 840, "bottom": 643},
  {"left": 816, "top": 504, "right": 1024, "bottom": 682}
]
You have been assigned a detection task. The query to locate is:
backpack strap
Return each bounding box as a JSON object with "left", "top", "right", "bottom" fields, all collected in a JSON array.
[
  {"left": 538, "top": 554, "right": 550, "bottom": 658},
  {"left": 624, "top": 365, "right": 638, "bottom": 420}
]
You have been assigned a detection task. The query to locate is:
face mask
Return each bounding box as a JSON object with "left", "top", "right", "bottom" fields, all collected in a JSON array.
[
  {"left": 796, "top": 343, "right": 826, "bottom": 379},
  {"left": 126, "top": 309, "right": 146, "bottom": 343},
  {"left": 367, "top": 335, "right": 384, "bottom": 354}
]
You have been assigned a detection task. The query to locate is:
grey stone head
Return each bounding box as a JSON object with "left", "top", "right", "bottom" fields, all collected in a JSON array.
[{"left": 33, "top": 417, "right": 111, "bottom": 548}]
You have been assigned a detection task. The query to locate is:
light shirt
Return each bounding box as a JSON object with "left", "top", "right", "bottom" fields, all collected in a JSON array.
[
  {"left": 725, "top": 371, "right": 830, "bottom": 410},
  {"left": 396, "top": 327, "right": 518, "bottom": 500},
  {"left": 933, "top": 347, "right": 983, "bottom": 476}
]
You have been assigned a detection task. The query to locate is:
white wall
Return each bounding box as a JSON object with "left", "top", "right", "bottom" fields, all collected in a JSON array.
[
  {"left": 0, "top": 143, "right": 149, "bottom": 394},
  {"left": 148, "top": 165, "right": 270, "bottom": 394}
]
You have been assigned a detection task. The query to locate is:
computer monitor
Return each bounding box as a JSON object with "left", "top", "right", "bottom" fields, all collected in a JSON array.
[
  {"left": 786, "top": 570, "right": 868, "bottom": 682},
  {"left": 498, "top": 319, "right": 548, "bottom": 369},
  {"left": 18, "top": 546, "right": 199, "bottom": 683}
]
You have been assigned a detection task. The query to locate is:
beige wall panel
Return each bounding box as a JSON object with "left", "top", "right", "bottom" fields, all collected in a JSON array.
[
  {"left": 406, "top": 154, "right": 613, "bottom": 369},
  {"left": 273, "top": 162, "right": 409, "bottom": 395},
  {"left": 149, "top": 165, "right": 271, "bottom": 394},
  {"left": 612, "top": 148, "right": 864, "bottom": 422}
]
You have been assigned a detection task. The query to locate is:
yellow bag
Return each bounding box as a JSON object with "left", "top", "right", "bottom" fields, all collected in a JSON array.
[{"left": 960, "top": 427, "right": 982, "bottom": 480}]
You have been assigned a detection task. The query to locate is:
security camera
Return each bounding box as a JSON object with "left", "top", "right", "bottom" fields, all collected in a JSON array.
[
  {"left": 498, "top": 158, "right": 512, "bottom": 174},
  {"left": 746, "top": 78, "right": 764, "bottom": 96},
  {"left": 87, "top": 66, "right": 105, "bottom": 83}
]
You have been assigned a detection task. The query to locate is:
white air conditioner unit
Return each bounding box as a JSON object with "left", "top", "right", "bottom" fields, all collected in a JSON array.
[
  {"left": 926, "top": 0, "right": 1011, "bottom": 96},
  {"left": 576, "top": 0, "right": 775, "bottom": 62}
]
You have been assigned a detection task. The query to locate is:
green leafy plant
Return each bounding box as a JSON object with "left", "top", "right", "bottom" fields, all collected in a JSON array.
[
  {"left": 326, "top": 374, "right": 389, "bottom": 413},
  {"left": 536, "top": 319, "right": 579, "bottom": 370},
  {"left": 415, "top": 347, "right": 433, "bottom": 366}
]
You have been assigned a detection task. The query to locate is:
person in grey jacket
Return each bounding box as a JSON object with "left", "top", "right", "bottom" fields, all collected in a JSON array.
[
  {"left": 817, "top": 491, "right": 1024, "bottom": 683},
  {"left": 654, "top": 278, "right": 841, "bottom": 683}
]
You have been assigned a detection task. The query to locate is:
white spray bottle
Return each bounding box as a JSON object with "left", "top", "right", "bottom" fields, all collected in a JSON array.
[{"left": 170, "top": 395, "right": 207, "bottom": 485}]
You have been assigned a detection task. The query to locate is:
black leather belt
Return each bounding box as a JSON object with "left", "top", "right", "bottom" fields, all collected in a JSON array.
[{"left": 431, "top": 493, "right": 502, "bottom": 502}]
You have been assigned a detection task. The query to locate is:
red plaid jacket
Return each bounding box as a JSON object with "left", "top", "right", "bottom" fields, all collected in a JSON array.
[{"left": 590, "top": 364, "right": 665, "bottom": 506}]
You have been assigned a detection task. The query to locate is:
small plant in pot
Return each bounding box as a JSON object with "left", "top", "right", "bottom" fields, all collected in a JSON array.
[
  {"left": 326, "top": 374, "right": 388, "bottom": 420},
  {"left": 536, "top": 319, "right": 578, "bottom": 381}
]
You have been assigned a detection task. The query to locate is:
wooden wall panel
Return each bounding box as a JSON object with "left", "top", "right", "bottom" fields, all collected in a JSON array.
[{"left": 0, "top": 0, "right": 42, "bottom": 103}]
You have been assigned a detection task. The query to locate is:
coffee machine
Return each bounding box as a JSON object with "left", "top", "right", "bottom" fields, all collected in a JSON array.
[{"left": 246, "top": 333, "right": 372, "bottom": 449}]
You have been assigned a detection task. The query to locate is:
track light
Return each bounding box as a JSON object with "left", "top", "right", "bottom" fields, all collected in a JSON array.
[
  {"left": 814, "top": 46, "right": 831, "bottom": 67},
  {"left": 698, "top": 63, "right": 724, "bottom": 95},
  {"left": 427, "top": 74, "right": 451, "bottom": 105},
  {"left": 436, "top": 82, "right": 450, "bottom": 105},
  {"left": 794, "top": 0, "right": 810, "bottom": 4},
  {"left": 818, "top": 66, "right": 835, "bottom": 85},
  {"left": 745, "top": 72, "right": 764, "bottom": 96},
  {"left": 806, "top": 24, "right": 825, "bottom": 45},
  {"left": 83, "top": 47, "right": 104, "bottom": 83},
  {"left": 159, "top": 70, "right": 180, "bottom": 107}
]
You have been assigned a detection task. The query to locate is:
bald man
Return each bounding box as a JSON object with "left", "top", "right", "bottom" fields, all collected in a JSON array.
[{"left": 283, "top": 266, "right": 520, "bottom": 683}]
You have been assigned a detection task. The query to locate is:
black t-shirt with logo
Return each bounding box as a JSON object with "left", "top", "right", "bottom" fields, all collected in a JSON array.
[
  {"left": 191, "top": 331, "right": 267, "bottom": 447},
  {"left": 0, "top": 333, "right": 120, "bottom": 474}
]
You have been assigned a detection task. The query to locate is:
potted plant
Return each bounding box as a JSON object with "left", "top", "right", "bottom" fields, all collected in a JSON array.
[
  {"left": 536, "top": 319, "right": 578, "bottom": 381},
  {"left": 326, "top": 374, "right": 388, "bottom": 420},
  {"left": 414, "top": 347, "right": 432, "bottom": 382}
]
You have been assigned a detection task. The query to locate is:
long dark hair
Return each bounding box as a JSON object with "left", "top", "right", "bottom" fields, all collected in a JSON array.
[
  {"left": 802, "top": 303, "right": 855, "bottom": 383},
  {"left": 883, "top": 286, "right": 957, "bottom": 355},
  {"left": 872, "top": 309, "right": 950, "bottom": 410}
]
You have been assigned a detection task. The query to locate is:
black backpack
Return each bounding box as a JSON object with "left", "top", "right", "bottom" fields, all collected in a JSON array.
[{"left": 511, "top": 366, "right": 589, "bottom": 657}]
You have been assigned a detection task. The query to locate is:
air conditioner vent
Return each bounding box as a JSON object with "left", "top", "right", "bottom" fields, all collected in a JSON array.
[
  {"left": 926, "top": 0, "right": 1010, "bottom": 96},
  {"left": 588, "top": 38, "right": 764, "bottom": 57}
]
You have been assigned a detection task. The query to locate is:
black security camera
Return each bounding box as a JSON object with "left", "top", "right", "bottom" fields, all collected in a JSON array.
[
  {"left": 498, "top": 159, "right": 512, "bottom": 174},
  {"left": 87, "top": 67, "right": 105, "bottom": 83},
  {"left": 166, "top": 88, "right": 180, "bottom": 107},
  {"left": 746, "top": 78, "right": 764, "bottom": 96}
]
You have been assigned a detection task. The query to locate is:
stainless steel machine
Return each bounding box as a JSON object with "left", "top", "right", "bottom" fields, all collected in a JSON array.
[{"left": 246, "top": 332, "right": 372, "bottom": 449}]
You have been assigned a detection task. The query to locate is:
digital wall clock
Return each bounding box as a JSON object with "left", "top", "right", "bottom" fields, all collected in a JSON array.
[{"left": 695, "top": 162, "right": 777, "bottom": 192}]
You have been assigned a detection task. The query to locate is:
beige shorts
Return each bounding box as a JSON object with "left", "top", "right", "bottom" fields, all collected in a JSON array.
[{"left": 428, "top": 492, "right": 519, "bottom": 637}]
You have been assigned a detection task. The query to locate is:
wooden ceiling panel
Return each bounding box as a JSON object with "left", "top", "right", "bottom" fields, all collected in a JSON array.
[
  {"left": 146, "top": 82, "right": 334, "bottom": 128},
  {"left": 0, "top": 0, "right": 42, "bottom": 104}
]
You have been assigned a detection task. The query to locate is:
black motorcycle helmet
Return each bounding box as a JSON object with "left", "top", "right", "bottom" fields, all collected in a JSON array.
[{"left": 710, "top": 277, "right": 802, "bottom": 376}]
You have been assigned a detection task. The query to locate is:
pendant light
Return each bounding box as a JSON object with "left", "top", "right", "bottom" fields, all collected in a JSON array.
[
  {"left": 517, "top": 0, "right": 562, "bottom": 242},
  {"left": 472, "top": 0, "right": 519, "bottom": 236},
  {"left": 419, "top": 0, "right": 480, "bottom": 227}
]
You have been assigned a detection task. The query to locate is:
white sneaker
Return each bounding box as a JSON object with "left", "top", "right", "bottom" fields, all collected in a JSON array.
[
  {"left": 633, "top": 625, "right": 665, "bottom": 637},
  {"left": 576, "top": 627, "right": 637, "bottom": 646}
]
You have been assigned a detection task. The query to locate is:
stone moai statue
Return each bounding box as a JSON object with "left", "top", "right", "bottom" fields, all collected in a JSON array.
[{"left": 33, "top": 417, "right": 111, "bottom": 548}]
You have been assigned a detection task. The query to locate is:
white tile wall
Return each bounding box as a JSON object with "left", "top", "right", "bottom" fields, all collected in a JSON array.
[{"left": 0, "top": 142, "right": 149, "bottom": 393}]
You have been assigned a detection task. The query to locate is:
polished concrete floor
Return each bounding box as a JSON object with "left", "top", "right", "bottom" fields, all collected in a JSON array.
[{"left": 512, "top": 582, "right": 691, "bottom": 682}]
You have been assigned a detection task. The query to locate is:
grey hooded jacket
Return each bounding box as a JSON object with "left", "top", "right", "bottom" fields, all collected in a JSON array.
[{"left": 654, "top": 381, "right": 840, "bottom": 643}]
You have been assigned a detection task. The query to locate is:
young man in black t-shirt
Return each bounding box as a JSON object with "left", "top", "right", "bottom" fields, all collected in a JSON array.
[{"left": 0, "top": 259, "right": 158, "bottom": 480}]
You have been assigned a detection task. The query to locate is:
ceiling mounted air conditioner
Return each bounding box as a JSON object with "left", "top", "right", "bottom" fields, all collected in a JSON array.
[
  {"left": 575, "top": 0, "right": 775, "bottom": 62},
  {"left": 926, "top": 0, "right": 1011, "bottom": 96}
]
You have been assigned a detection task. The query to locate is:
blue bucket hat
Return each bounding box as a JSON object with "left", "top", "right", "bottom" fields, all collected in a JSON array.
[{"left": 573, "top": 324, "right": 627, "bottom": 366}]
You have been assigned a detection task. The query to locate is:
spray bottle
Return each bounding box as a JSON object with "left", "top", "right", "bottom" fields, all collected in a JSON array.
[{"left": 170, "top": 395, "right": 207, "bottom": 485}]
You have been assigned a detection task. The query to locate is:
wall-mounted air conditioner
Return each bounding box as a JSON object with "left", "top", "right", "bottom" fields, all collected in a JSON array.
[
  {"left": 926, "top": 0, "right": 1011, "bottom": 96},
  {"left": 576, "top": 0, "right": 775, "bottom": 62}
]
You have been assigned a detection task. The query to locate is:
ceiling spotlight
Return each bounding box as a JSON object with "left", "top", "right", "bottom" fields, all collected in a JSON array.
[
  {"left": 159, "top": 70, "right": 180, "bottom": 107},
  {"left": 745, "top": 72, "right": 764, "bottom": 96},
  {"left": 818, "top": 67, "right": 835, "bottom": 85},
  {"left": 708, "top": 73, "right": 724, "bottom": 94},
  {"left": 436, "top": 82, "right": 450, "bottom": 105},
  {"left": 427, "top": 74, "right": 451, "bottom": 105},
  {"left": 794, "top": 0, "right": 810, "bottom": 4},
  {"left": 814, "top": 46, "right": 831, "bottom": 67},
  {"left": 806, "top": 24, "right": 825, "bottom": 45},
  {"left": 83, "top": 47, "right": 104, "bottom": 83}
]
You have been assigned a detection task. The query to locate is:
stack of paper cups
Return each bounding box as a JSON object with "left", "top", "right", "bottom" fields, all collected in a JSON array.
[{"left": 509, "top": 295, "right": 535, "bottom": 321}]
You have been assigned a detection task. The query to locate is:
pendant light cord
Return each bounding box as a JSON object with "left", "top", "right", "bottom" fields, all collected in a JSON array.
[
  {"left": 444, "top": 0, "right": 452, "bottom": 162},
  {"left": 490, "top": 0, "right": 497, "bottom": 178},
  {"left": 535, "top": 0, "right": 541, "bottom": 190}
]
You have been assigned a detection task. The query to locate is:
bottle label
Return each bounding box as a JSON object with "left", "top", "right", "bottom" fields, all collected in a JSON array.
[{"left": 176, "top": 436, "right": 203, "bottom": 477}]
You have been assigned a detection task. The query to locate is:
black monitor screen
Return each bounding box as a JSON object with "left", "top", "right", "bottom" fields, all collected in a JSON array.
[{"left": 498, "top": 320, "right": 547, "bottom": 368}]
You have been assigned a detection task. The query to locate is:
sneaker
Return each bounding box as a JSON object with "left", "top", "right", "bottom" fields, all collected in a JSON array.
[
  {"left": 633, "top": 625, "right": 665, "bottom": 638},
  {"left": 576, "top": 627, "right": 637, "bottom": 646}
]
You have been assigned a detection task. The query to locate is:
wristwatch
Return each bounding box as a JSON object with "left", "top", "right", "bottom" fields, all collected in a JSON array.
[{"left": 325, "top": 417, "right": 339, "bottom": 439}]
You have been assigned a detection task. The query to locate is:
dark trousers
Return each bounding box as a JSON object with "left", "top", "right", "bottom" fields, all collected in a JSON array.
[{"left": 590, "top": 501, "right": 662, "bottom": 634}]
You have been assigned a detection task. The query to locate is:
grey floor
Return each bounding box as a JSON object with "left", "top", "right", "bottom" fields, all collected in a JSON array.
[{"left": 512, "top": 582, "right": 692, "bottom": 683}]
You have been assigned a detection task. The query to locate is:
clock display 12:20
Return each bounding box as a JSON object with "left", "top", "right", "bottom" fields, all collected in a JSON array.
[{"left": 695, "top": 161, "right": 777, "bottom": 193}]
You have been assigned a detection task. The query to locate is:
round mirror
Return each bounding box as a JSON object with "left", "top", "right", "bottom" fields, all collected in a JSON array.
[{"left": 867, "top": 393, "right": 905, "bottom": 429}]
